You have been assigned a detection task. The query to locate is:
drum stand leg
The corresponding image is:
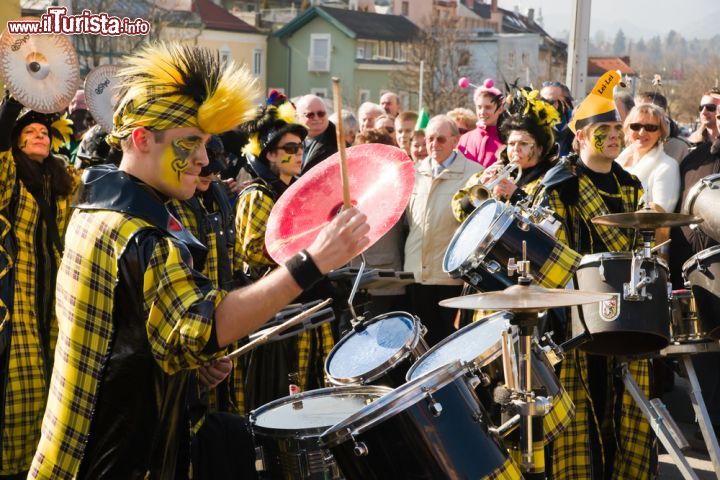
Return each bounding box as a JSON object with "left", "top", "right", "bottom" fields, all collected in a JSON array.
[
  {"left": 620, "top": 363, "right": 700, "bottom": 480},
  {"left": 681, "top": 354, "right": 720, "bottom": 478}
]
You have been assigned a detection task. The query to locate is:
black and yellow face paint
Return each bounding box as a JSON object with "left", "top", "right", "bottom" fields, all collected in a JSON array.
[
  {"left": 278, "top": 153, "right": 294, "bottom": 164},
  {"left": 162, "top": 136, "right": 202, "bottom": 187},
  {"left": 591, "top": 125, "right": 610, "bottom": 154}
]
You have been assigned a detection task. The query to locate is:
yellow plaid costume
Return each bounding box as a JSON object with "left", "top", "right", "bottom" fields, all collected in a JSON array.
[
  {"left": 0, "top": 149, "right": 78, "bottom": 476},
  {"left": 235, "top": 182, "right": 334, "bottom": 395},
  {"left": 170, "top": 191, "right": 246, "bottom": 415},
  {"left": 534, "top": 158, "right": 653, "bottom": 480}
]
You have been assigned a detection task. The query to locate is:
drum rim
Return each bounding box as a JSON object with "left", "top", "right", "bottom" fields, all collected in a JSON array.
[
  {"left": 406, "top": 311, "right": 513, "bottom": 381},
  {"left": 249, "top": 385, "right": 392, "bottom": 436},
  {"left": 320, "top": 360, "right": 472, "bottom": 448},
  {"left": 681, "top": 172, "right": 720, "bottom": 215},
  {"left": 580, "top": 251, "right": 669, "bottom": 270},
  {"left": 682, "top": 244, "right": 720, "bottom": 274},
  {"left": 443, "top": 199, "right": 505, "bottom": 274},
  {"left": 324, "top": 311, "right": 422, "bottom": 385}
]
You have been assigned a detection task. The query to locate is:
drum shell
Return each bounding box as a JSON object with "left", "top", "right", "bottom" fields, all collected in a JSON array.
[
  {"left": 682, "top": 246, "right": 720, "bottom": 340},
  {"left": 320, "top": 362, "right": 513, "bottom": 479},
  {"left": 325, "top": 312, "right": 428, "bottom": 388},
  {"left": 573, "top": 253, "right": 670, "bottom": 356},
  {"left": 682, "top": 173, "right": 720, "bottom": 243},
  {"left": 250, "top": 386, "right": 391, "bottom": 479}
]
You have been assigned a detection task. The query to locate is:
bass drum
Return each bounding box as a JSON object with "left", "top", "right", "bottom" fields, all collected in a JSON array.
[
  {"left": 573, "top": 252, "right": 671, "bottom": 355},
  {"left": 250, "top": 385, "right": 391, "bottom": 479},
  {"left": 681, "top": 173, "right": 720, "bottom": 243},
  {"left": 320, "top": 361, "right": 521, "bottom": 480},
  {"left": 682, "top": 246, "right": 720, "bottom": 340}
]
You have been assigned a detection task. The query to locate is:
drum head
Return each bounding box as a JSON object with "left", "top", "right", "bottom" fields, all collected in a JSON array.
[
  {"left": 326, "top": 312, "right": 418, "bottom": 384},
  {"left": 407, "top": 312, "right": 513, "bottom": 380},
  {"left": 444, "top": 200, "right": 502, "bottom": 274},
  {"left": 251, "top": 386, "right": 390, "bottom": 434}
]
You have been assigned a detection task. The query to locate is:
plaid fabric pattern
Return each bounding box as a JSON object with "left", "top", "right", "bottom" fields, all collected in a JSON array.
[
  {"left": 535, "top": 241, "right": 582, "bottom": 289},
  {"left": 484, "top": 457, "right": 523, "bottom": 480},
  {"left": 30, "top": 209, "right": 225, "bottom": 480},
  {"left": 169, "top": 198, "right": 245, "bottom": 415},
  {"left": 1, "top": 158, "right": 75, "bottom": 475},
  {"left": 509, "top": 440, "right": 545, "bottom": 474},
  {"left": 544, "top": 386, "right": 575, "bottom": 443}
]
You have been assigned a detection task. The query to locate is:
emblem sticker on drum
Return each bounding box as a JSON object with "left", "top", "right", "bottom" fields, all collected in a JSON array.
[{"left": 599, "top": 294, "right": 621, "bottom": 322}]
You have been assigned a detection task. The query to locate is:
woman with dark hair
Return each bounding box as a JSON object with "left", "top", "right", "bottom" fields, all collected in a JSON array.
[
  {"left": 453, "top": 89, "right": 560, "bottom": 222},
  {"left": 235, "top": 93, "right": 335, "bottom": 410},
  {"left": 0, "top": 95, "right": 79, "bottom": 477}
]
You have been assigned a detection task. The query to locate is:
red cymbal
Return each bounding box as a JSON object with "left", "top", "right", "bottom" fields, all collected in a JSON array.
[{"left": 266, "top": 143, "right": 415, "bottom": 264}]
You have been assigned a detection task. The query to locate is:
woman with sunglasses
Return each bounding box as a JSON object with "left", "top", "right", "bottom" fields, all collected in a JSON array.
[
  {"left": 235, "top": 95, "right": 336, "bottom": 410},
  {"left": 616, "top": 103, "right": 680, "bottom": 215}
]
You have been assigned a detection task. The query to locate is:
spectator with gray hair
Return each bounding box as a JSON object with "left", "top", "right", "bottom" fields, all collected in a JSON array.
[
  {"left": 380, "top": 91, "right": 401, "bottom": 118},
  {"left": 404, "top": 115, "right": 482, "bottom": 346},
  {"left": 358, "top": 102, "right": 384, "bottom": 132},
  {"left": 296, "top": 94, "right": 338, "bottom": 174},
  {"left": 329, "top": 109, "right": 359, "bottom": 146}
]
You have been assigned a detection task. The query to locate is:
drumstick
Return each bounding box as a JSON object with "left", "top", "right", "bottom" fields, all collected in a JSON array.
[
  {"left": 331, "top": 77, "right": 352, "bottom": 210},
  {"left": 224, "top": 298, "right": 332, "bottom": 360},
  {"left": 501, "top": 330, "right": 516, "bottom": 391}
]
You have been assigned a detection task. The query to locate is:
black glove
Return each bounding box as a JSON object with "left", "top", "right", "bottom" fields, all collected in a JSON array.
[{"left": 0, "top": 94, "right": 23, "bottom": 152}]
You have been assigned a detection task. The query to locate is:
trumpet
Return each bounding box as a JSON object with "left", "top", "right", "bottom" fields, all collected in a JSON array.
[{"left": 468, "top": 161, "right": 522, "bottom": 206}]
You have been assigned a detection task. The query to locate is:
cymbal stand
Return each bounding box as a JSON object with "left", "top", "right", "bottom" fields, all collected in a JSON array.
[
  {"left": 348, "top": 253, "right": 366, "bottom": 328},
  {"left": 619, "top": 360, "right": 700, "bottom": 480}
]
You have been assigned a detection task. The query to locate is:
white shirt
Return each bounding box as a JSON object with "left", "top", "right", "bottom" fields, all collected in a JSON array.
[{"left": 616, "top": 143, "right": 680, "bottom": 213}]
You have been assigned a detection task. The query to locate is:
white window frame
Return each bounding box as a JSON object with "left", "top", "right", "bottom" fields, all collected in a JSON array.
[
  {"left": 358, "top": 89, "right": 370, "bottom": 105},
  {"left": 311, "top": 88, "right": 328, "bottom": 98},
  {"left": 399, "top": 91, "right": 410, "bottom": 111},
  {"left": 253, "top": 48, "right": 263, "bottom": 77},
  {"left": 309, "top": 33, "right": 331, "bottom": 72},
  {"left": 356, "top": 43, "right": 365, "bottom": 59},
  {"left": 219, "top": 45, "right": 231, "bottom": 66}
]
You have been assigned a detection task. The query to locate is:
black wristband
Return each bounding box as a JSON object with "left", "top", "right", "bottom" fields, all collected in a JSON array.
[{"left": 285, "top": 249, "right": 324, "bottom": 290}]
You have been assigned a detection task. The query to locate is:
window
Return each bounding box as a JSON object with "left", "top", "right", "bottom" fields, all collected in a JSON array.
[
  {"left": 379, "top": 41, "right": 386, "bottom": 59},
  {"left": 309, "top": 34, "right": 331, "bottom": 72},
  {"left": 401, "top": 1, "right": 409, "bottom": 16},
  {"left": 508, "top": 52, "right": 515, "bottom": 67},
  {"left": 311, "top": 88, "right": 328, "bottom": 98},
  {"left": 219, "top": 46, "right": 231, "bottom": 66},
  {"left": 253, "top": 49, "right": 263, "bottom": 76},
  {"left": 356, "top": 43, "right": 365, "bottom": 59},
  {"left": 358, "top": 89, "right": 370, "bottom": 105},
  {"left": 399, "top": 91, "right": 409, "bottom": 110}
]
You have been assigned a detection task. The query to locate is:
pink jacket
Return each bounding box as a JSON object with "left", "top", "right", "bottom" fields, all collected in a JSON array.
[{"left": 457, "top": 125, "right": 502, "bottom": 168}]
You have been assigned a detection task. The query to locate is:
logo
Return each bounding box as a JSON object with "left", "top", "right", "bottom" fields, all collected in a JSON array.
[{"left": 599, "top": 294, "right": 620, "bottom": 322}]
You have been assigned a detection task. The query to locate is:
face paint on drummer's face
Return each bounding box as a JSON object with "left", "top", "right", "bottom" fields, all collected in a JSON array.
[
  {"left": 162, "top": 136, "right": 202, "bottom": 187},
  {"left": 279, "top": 153, "right": 293, "bottom": 164},
  {"left": 591, "top": 125, "right": 610, "bottom": 154}
]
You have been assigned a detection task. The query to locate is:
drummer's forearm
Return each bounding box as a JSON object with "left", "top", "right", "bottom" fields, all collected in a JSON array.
[
  {"left": 0, "top": 96, "right": 22, "bottom": 152},
  {"left": 214, "top": 265, "right": 303, "bottom": 347}
]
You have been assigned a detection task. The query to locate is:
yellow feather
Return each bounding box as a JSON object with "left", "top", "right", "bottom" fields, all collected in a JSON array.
[
  {"left": 51, "top": 113, "right": 73, "bottom": 152},
  {"left": 118, "top": 43, "right": 186, "bottom": 100},
  {"left": 241, "top": 133, "right": 261, "bottom": 158},
  {"left": 276, "top": 102, "right": 297, "bottom": 125},
  {"left": 198, "top": 59, "right": 259, "bottom": 134}
]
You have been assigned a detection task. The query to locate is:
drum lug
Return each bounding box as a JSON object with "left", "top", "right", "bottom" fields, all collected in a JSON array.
[
  {"left": 254, "top": 446, "right": 266, "bottom": 472},
  {"left": 482, "top": 259, "right": 501, "bottom": 274},
  {"left": 599, "top": 258, "right": 606, "bottom": 281},
  {"left": 352, "top": 440, "right": 369, "bottom": 457},
  {"left": 424, "top": 391, "right": 443, "bottom": 417}
]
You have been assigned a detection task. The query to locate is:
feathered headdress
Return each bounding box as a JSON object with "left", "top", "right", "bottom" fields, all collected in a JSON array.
[
  {"left": 13, "top": 110, "right": 73, "bottom": 153},
  {"left": 240, "top": 90, "right": 307, "bottom": 161},
  {"left": 500, "top": 86, "right": 559, "bottom": 157},
  {"left": 107, "top": 42, "right": 260, "bottom": 148}
]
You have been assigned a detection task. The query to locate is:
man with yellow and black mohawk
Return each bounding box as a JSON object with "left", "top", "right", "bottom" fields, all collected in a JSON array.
[
  {"left": 29, "top": 43, "right": 370, "bottom": 480},
  {"left": 0, "top": 95, "right": 78, "bottom": 478},
  {"left": 532, "top": 71, "right": 652, "bottom": 479}
]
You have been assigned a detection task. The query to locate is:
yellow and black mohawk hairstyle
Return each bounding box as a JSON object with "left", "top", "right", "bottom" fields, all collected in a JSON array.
[{"left": 107, "top": 42, "right": 260, "bottom": 148}]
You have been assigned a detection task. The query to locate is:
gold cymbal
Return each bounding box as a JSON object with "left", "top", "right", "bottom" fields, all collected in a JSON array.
[
  {"left": 592, "top": 209, "right": 703, "bottom": 229},
  {"left": 439, "top": 284, "right": 613, "bottom": 311}
]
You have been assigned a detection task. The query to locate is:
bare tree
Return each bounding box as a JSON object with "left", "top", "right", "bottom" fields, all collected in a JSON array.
[{"left": 391, "top": 14, "right": 476, "bottom": 116}]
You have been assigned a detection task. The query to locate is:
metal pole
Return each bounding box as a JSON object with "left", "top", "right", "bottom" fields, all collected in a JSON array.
[
  {"left": 566, "top": 0, "right": 591, "bottom": 96},
  {"left": 683, "top": 355, "right": 720, "bottom": 478},
  {"left": 419, "top": 60, "right": 424, "bottom": 111}
]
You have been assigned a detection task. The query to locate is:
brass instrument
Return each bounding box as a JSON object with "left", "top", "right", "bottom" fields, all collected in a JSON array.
[{"left": 468, "top": 160, "right": 522, "bottom": 206}]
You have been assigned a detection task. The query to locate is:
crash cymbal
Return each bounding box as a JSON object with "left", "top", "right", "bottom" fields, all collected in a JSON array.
[
  {"left": 439, "top": 284, "right": 614, "bottom": 311},
  {"left": 265, "top": 143, "right": 414, "bottom": 264},
  {"left": 84, "top": 64, "right": 121, "bottom": 132},
  {"left": 0, "top": 20, "right": 80, "bottom": 113},
  {"left": 592, "top": 208, "right": 703, "bottom": 229}
]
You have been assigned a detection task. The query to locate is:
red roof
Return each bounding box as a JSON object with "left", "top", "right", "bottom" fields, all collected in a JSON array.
[
  {"left": 588, "top": 56, "right": 636, "bottom": 76},
  {"left": 192, "top": 0, "right": 260, "bottom": 33}
]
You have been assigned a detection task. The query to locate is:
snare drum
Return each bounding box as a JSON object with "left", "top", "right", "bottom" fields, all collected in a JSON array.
[
  {"left": 682, "top": 246, "right": 720, "bottom": 340},
  {"left": 250, "top": 386, "right": 391, "bottom": 479},
  {"left": 682, "top": 173, "right": 720, "bottom": 243},
  {"left": 407, "top": 312, "right": 574, "bottom": 443},
  {"left": 444, "top": 199, "right": 581, "bottom": 291},
  {"left": 325, "top": 312, "right": 428, "bottom": 387},
  {"left": 573, "top": 252, "right": 671, "bottom": 355},
  {"left": 319, "top": 361, "right": 521, "bottom": 480}
]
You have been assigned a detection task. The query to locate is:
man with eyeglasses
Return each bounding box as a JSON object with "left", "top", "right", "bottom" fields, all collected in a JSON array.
[
  {"left": 295, "top": 94, "right": 338, "bottom": 175},
  {"left": 688, "top": 88, "right": 720, "bottom": 147},
  {"left": 404, "top": 115, "right": 482, "bottom": 346}
]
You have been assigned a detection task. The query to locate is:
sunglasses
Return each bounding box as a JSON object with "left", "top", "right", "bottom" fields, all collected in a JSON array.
[
  {"left": 304, "top": 110, "right": 327, "bottom": 119},
  {"left": 274, "top": 142, "right": 304, "bottom": 154},
  {"left": 628, "top": 123, "right": 660, "bottom": 132},
  {"left": 426, "top": 135, "right": 448, "bottom": 144},
  {"left": 700, "top": 104, "right": 718, "bottom": 112}
]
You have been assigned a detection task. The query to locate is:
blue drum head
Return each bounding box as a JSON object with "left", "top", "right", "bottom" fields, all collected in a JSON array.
[{"left": 444, "top": 200, "right": 500, "bottom": 273}]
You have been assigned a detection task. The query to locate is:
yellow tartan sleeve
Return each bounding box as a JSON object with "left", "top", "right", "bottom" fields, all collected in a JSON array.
[
  {"left": 0, "top": 150, "right": 15, "bottom": 336},
  {"left": 234, "top": 188, "right": 276, "bottom": 271},
  {"left": 143, "top": 236, "right": 226, "bottom": 374},
  {"left": 451, "top": 170, "right": 483, "bottom": 223}
]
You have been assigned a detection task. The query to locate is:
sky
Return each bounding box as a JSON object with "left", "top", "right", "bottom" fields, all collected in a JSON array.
[{"left": 497, "top": 0, "right": 720, "bottom": 41}]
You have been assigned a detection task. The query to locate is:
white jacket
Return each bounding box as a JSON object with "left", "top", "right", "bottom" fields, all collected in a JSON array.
[
  {"left": 404, "top": 151, "right": 483, "bottom": 285},
  {"left": 616, "top": 143, "right": 680, "bottom": 213}
]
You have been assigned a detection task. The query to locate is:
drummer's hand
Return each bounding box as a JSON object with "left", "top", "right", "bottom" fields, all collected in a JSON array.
[
  {"left": 199, "top": 357, "right": 233, "bottom": 388},
  {"left": 306, "top": 206, "right": 370, "bottom": 274},
  {"left": 223, "top": 177, "right": 240, "bottom": 194},
  {"left": 493, "top": 178, "right": 517, "bottom": 200}
]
